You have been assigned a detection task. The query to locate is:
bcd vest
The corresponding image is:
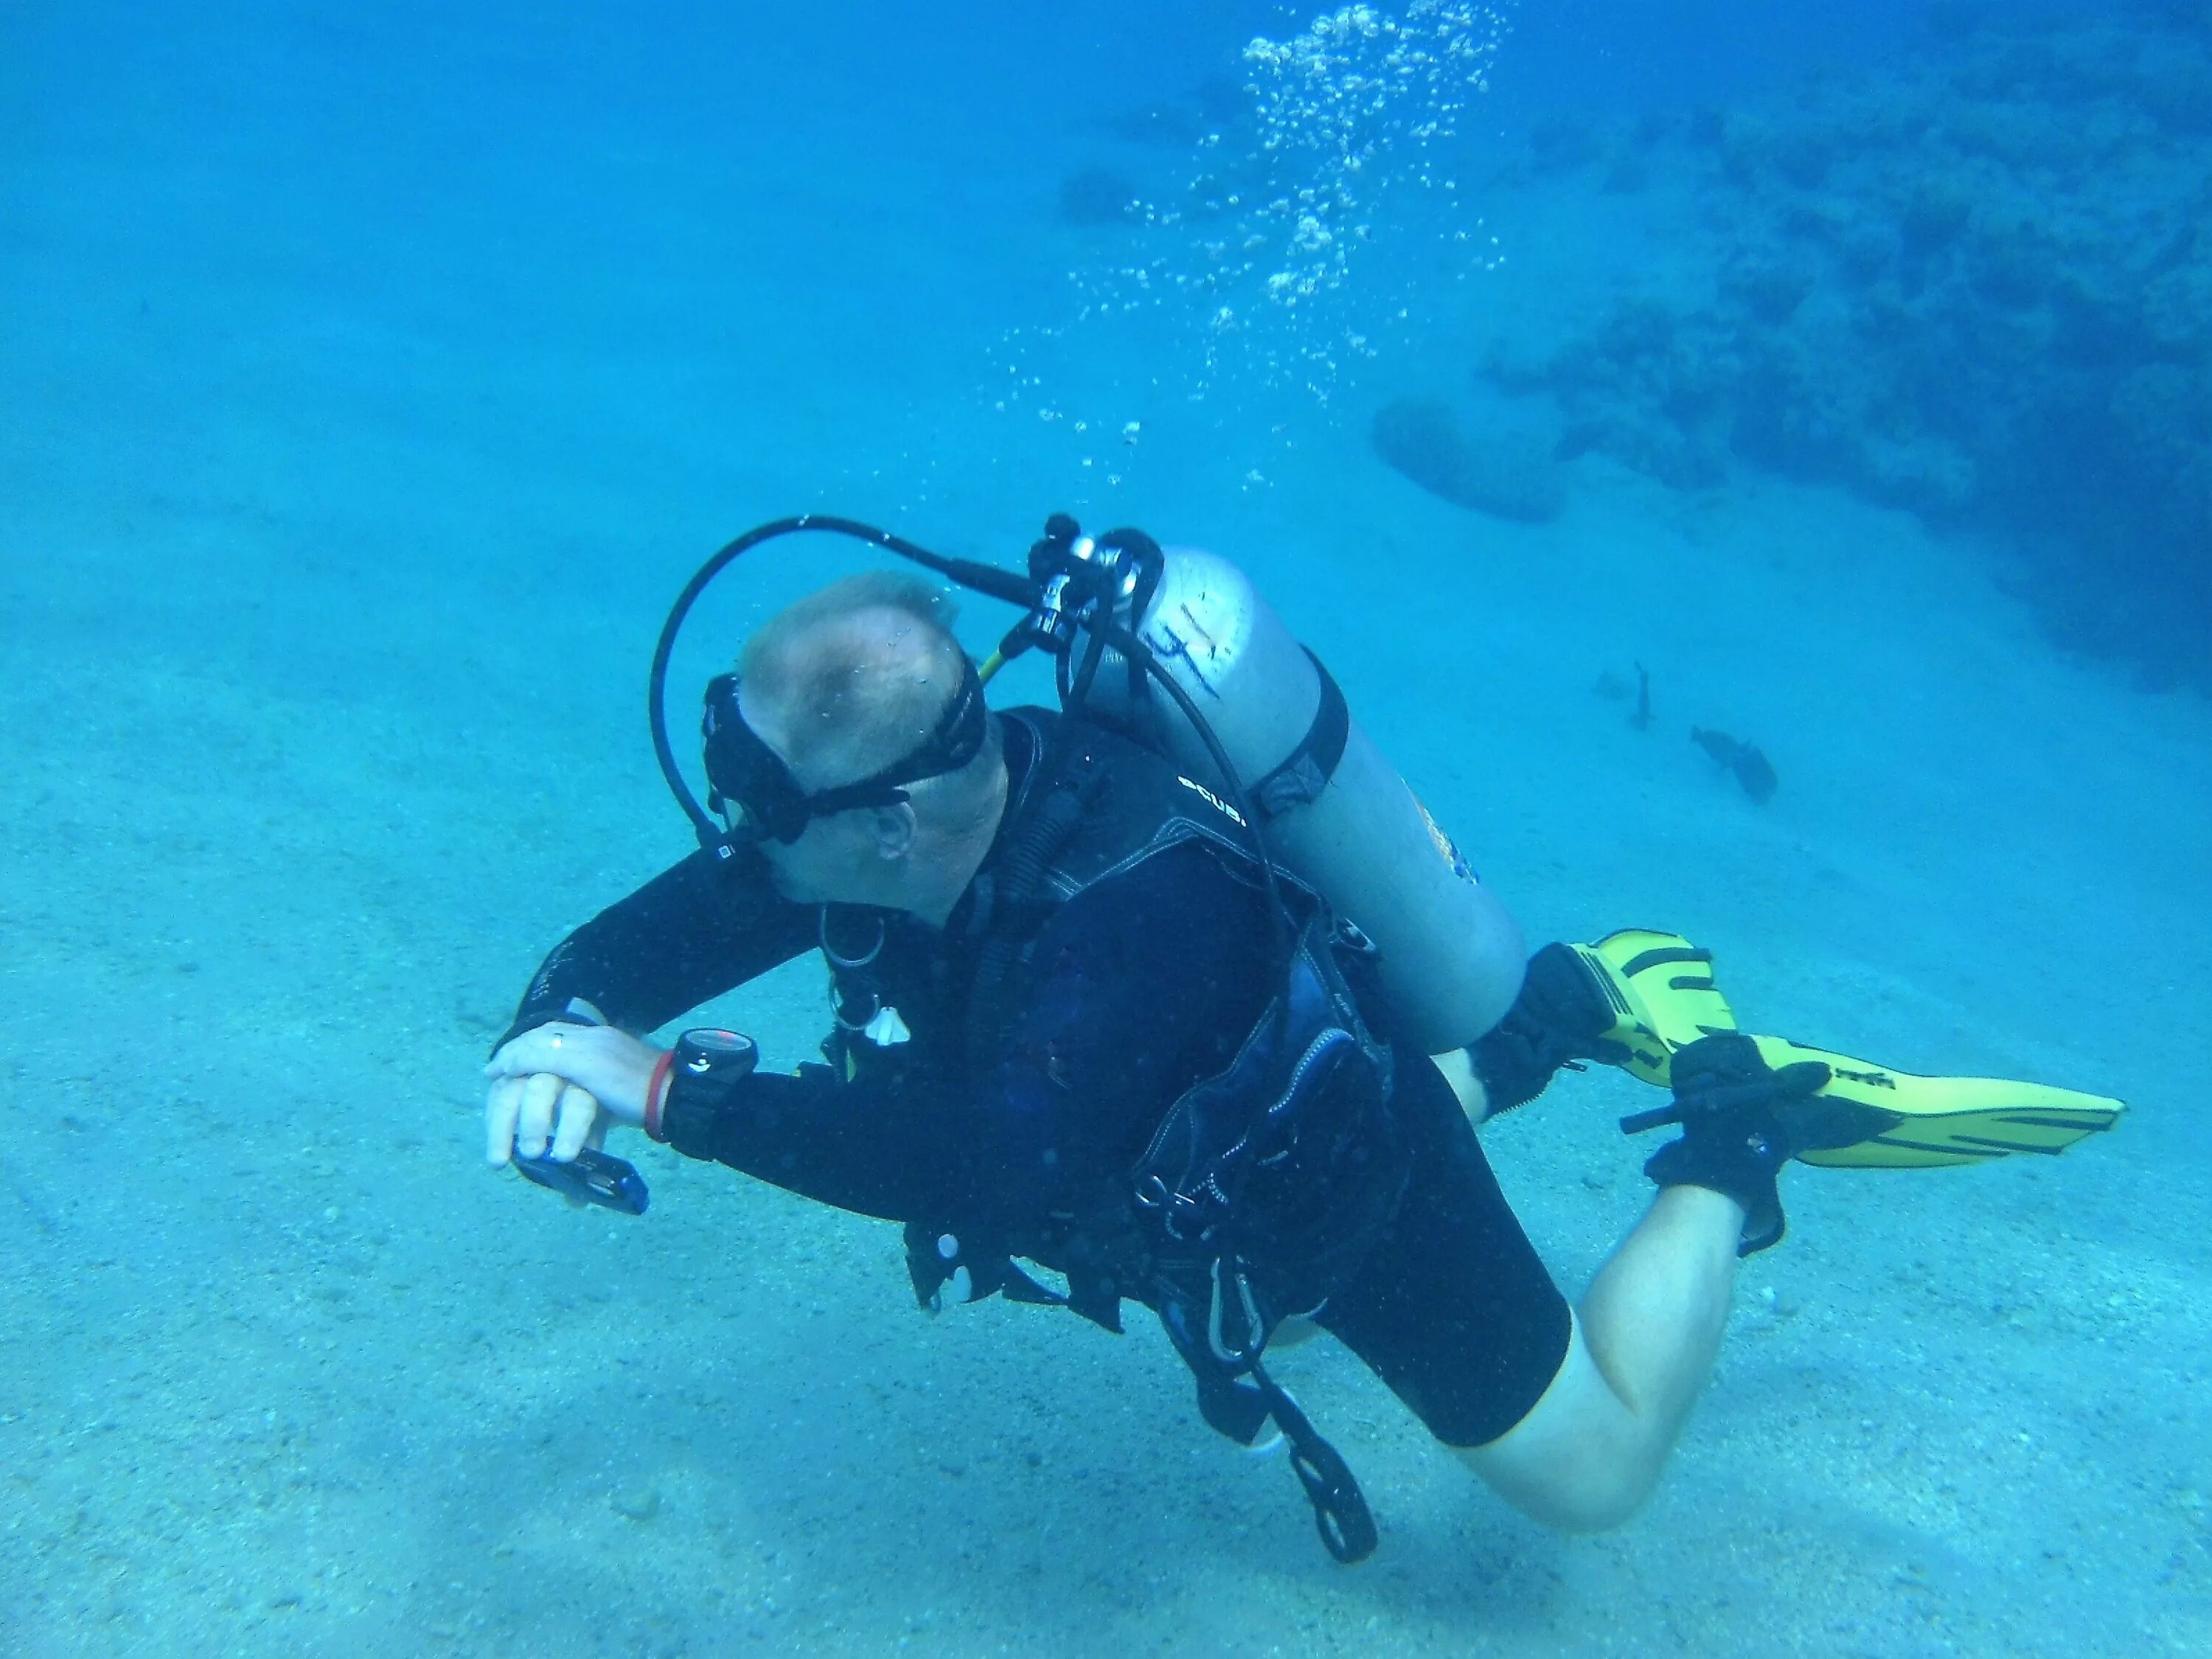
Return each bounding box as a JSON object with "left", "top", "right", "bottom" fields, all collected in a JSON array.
[{"left": 824, "top": 709, "right": 1406, "bottom": 1561}]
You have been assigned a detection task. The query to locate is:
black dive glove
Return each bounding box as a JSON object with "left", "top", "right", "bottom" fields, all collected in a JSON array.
[
  {"left": 1468, "top": 942, "right": 1625, "bottom": 1116},
  {"left": 1623, "top": 1032, "right": 1844, "bottom": 1255}
]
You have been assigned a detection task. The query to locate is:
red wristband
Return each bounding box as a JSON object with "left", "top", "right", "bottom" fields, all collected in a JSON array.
[{"left": 643, "top": 1048, "right": 675, "bottom": 1141}]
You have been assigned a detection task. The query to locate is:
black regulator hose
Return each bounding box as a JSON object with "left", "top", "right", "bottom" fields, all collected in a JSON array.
[
  {"left": 647, "top": 515, "right": 1036, "bottom": 855},
  {"left": 647, "top": 512, "right": 1289, "bottom": 957}
]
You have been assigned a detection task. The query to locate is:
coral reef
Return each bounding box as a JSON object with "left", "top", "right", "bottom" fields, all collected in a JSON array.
[
  {"left": 1490, "top": 7, "right": 2212, "bottom": 688},
  {"left": 1371, "top": 397, "right": 1568, "bottom": 522}
]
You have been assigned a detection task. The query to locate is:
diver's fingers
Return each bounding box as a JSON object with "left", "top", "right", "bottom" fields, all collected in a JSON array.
[
  {"left": 549, "top": 1083, "right": 601, "bottom": 1163},
  {"left": 584, "top": 1115, "right": 609, "bottom": 1155},
  {"left": 485, "top": 1023, "right": 656, "bottom": 1124},
  {"left": 484, "top": 1074, "right": 526, "bottom": 1166},
  {"left": 515, "top": 1071, "right": 565, "bottom": 1160},
  {"left": 484, "top": 1023, "right": 599, "bottom": 1088},
  {"left": 486, "top": 1022, "right": 611, "bottom": 1084}
]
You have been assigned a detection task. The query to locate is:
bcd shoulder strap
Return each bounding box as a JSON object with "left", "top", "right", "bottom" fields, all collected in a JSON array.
[{"left": 961, "top": 714, "right": 1110, "bottom": 1079}]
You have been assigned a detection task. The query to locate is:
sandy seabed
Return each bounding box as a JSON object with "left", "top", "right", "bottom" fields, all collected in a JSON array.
[{"left": 4, "top": 12, "right": 2211, "bottom": 1657}]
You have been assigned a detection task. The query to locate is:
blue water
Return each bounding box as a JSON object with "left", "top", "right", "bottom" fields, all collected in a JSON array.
[{"left": 5, "top": 1, "right": 2209, "bottom": 1653}]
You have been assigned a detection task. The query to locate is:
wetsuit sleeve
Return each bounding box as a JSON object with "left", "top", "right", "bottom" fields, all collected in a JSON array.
[
  {"left": 661, "top": 1067, "right": 963, "bottom": 1222},
  {"left": 659, "top": 841, "right": 1280, "bottom": 1227},
  {"left": 498, "top": 845, "right": 818, "bottom": 1047}
]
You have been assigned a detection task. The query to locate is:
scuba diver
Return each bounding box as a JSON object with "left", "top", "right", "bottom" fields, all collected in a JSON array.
[{"left": 481, "top": 515, "right": 2121, "bottom": 1561}]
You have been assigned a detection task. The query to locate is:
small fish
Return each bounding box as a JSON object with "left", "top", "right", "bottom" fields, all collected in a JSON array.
[
  {"left": 1630, "top": 663, "right": 1652, "bottom": 732},
  {"left": 1691, "top": 726, "right": 1778, "bottom": 804}
]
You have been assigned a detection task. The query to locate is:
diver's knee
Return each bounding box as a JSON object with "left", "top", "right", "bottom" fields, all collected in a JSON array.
[{"left": 1452, "top": 1441, "right": 1655, "bottom": 1535}]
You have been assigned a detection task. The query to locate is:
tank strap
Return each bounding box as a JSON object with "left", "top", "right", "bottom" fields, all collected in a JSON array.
[{"left": 1250, "top": 650, "right": 1349, "bottom": 821}]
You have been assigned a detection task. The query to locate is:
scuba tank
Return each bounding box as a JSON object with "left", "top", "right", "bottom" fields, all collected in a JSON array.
[{"left": 1063, "top": 542, "right": 1525, "bottom": 1056}]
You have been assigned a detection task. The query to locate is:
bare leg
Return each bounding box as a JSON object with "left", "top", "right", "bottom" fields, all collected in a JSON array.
[
  {"left": 1582, "top": 1184, "right": 1743, "bottom": 1435},
  {"left": 1458, "top": 1185, "right": 1744, "bottom": 1531}
]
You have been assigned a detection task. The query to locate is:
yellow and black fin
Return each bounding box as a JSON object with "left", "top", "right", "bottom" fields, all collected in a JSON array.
[
  {"left": 1742, "top": 1034, "right": 2126, "bottom": 1169},
  {"left": 1568, "top": 929, "right": 1739, "bottom": 1087},
  {"left": 1568, "top": 929, "right": 2122, "bottom": 1166}
]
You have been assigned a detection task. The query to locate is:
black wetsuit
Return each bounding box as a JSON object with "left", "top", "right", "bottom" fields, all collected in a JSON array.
[{"left": 506, "top": 712, "right": 1571, "bottom": 1447}]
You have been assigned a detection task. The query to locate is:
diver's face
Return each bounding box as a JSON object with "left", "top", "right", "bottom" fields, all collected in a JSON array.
[{"left": 752, "top": 809, "right": 886, "bottom": 905}]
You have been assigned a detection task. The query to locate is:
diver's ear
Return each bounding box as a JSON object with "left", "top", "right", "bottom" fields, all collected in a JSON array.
[{"left": 868, "top": 801, "right": 917, "bottom": 860}]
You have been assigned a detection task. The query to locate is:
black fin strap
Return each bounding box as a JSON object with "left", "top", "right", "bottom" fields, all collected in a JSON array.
[
  {"left": 1251, "top": 651, "right": 1351, "bottom": 821},
  {"left": 1251, "top": 1361, "right": 1378, "bottom": 1564},
  {"left": 1470, "top": 942, "right": 1621, "bottom": 1115}
]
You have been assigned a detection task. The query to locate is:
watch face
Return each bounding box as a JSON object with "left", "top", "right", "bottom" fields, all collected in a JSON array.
[{"left": 679, "top": 1029, "right": 759, "bottom": 1079}]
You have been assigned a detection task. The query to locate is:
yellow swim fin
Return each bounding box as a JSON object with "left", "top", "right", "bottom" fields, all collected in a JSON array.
[
  {"left": 1568, "top": 929, "right": 1739, "bottom": 1087},
  {"left": 1570, "top": 931, "right": 2123, "bottom": 1166},
  {"left": 1740, "top": 1034, "right": 2125, "bottom": 1169}
]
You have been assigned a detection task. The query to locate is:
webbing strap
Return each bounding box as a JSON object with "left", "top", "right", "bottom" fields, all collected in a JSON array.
[
  {"left": 1252, "top": 1360, "right": 1378, "bottom": 1562},
  {"left": 1160, "top": 1297, "right": 1381, "bottom": 1562},
  {"left": 1251, "top": 651, "right": 1351, "bottom": 821}
]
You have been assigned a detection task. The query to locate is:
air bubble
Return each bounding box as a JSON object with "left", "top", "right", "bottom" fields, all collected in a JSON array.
[{"left": 983, "top": 1, "right": 1513, "bottom": 455}]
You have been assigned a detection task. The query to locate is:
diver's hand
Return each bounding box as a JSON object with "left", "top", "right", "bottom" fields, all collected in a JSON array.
[
  {"left": 483, "top": 1071, "right": 610, "bottom": 1166},
  {"left": 483, "top": 1023, "right": 664, "bottom": 1164}
]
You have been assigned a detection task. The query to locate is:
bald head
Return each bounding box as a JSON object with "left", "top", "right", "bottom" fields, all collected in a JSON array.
[{"left": 739, "top": 572, "right": 1004, "bottom": 831}]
